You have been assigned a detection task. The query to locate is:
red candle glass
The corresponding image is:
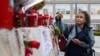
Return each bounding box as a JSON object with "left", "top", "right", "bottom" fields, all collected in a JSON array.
[
  {"left": 28, "top": 12, "right": 37, "bottom": 27},
  {"left": 38, "top": 14, "right": 43, "bottom": 26},
  {"left": 43, "top": 14, "right": 49, "bottom": 26},
  {"left": 18, "top": 11, "right": 26, "bottom": 27},
  {"left": 0, "top": 0, "right": 13, "bottom": 29}
]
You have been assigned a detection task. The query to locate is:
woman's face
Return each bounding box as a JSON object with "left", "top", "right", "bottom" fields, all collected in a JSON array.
[{"left": 76, "top": 13, "right": 86, "bottom": 25}]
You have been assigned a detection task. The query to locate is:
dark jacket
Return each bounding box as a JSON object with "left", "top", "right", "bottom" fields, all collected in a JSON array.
[{"left": 66, "top": 25, "right": 95, "bottom": 56}]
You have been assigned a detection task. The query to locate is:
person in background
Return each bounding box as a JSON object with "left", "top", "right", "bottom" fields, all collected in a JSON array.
[
  {"left": 54, "top": 13, "right": 64, "bottom": 33},
  {"left": 65, "top": 11, "right": 95, "bottom": 56},
  {"left": 54, "top": 13, "right": 68, "bottom": 52}
]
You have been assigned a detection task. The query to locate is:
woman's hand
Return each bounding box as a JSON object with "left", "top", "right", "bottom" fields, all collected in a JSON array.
[{"left": 72, "top": 38, "right": 81, "bottom": 46}]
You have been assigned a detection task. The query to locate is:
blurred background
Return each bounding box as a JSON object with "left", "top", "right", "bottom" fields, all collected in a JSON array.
[{"left": 39, "top": 0, "right": 100, "bottom": 31}]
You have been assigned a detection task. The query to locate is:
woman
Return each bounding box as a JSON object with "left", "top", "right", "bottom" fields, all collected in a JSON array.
[{"left": 65, "top": 11, "right": 95, "bottom": 56}]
